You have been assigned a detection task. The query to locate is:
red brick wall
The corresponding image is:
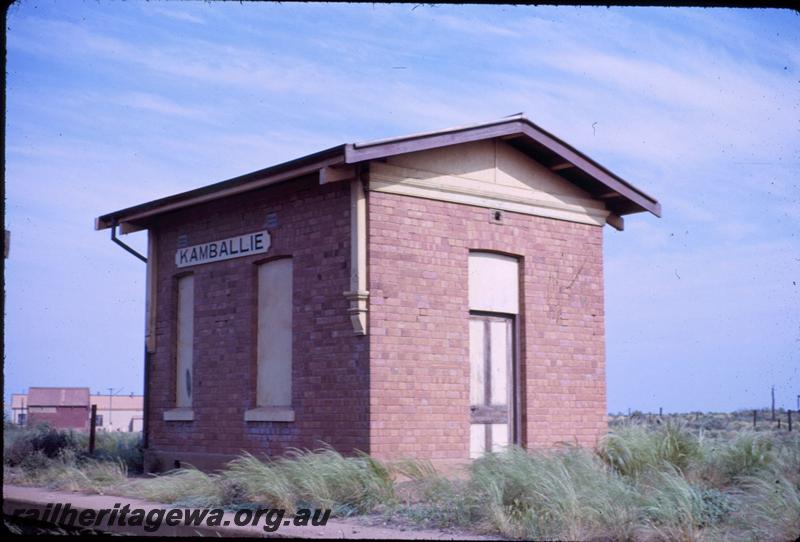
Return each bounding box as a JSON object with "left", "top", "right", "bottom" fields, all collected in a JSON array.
[
  {"left": 367, "top": 192, "right": 606, "bottom": 463},
  {"left": 147, "top": 176, "right": 370, "bottom": 459},
  {"left": 144, "top": 176, "right": 606, "bottom": 467},
  {"left": 28, "top": 407, "right": 90, "bottom": 431}
]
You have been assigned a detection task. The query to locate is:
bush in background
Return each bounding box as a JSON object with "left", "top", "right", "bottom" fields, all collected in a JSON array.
[
  {"left": 4, "top": 424, "right": 83, "bottom": 467},
  {"left": 4, "top": 424, "right": 143, "bottom": 473}
]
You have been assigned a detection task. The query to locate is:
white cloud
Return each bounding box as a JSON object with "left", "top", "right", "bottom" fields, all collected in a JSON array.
[
  {"left": 148, "top": 5, "right": 206, "bottom": 25},
  {"left": 112, "top": 92, "right": 209, "bottom": 119}
]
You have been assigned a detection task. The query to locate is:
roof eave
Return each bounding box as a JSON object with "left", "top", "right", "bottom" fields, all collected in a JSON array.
[
  {"left": 345, "top": 117, "right": 660, "bottom": 218},
  {"left": 95, "top": 116, "right": 660, "bottom": 233},
  {"left": 95, "top": 144, "right": 347, "bottom": 232}
]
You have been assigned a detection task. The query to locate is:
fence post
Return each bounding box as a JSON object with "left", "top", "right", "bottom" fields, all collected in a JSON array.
[
  {"left": 659, "top": 407, "right": 663, "bottom": 417},
  {"left": 753, "top": 409, "right": 757, "bottom": 428},
  {"left": 89, "top": 404, "right": 97, "bottom": 455},
  {"left": 789, "top": 410, "right": 793, "bottom": 432},
  {"left": 771, "top": 386, "right": 776, "bottom": 421}
]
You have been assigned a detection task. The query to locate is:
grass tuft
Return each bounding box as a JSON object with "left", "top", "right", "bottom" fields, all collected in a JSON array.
[
  {"left": 465, "top": 446, "right": 638, "bottom": 540},
  {"left": 271, "top": 445, "right": 396, "bottom": 515},
  {"left": 727, "top": 472, "right": 800, "bottom": 541},
  {"left": 599, "top": 421, "right": 702, "bottom": 478},
  {"left": 120, "top": 467, "right": 224, "bottom": 506},
  {"left": 222, "top": 452, "right": 295, "bottom": 510}
]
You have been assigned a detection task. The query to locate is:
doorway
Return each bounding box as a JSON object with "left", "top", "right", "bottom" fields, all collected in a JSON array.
[{"left": 469, "top": 313, "right": 515, "bottom": 458}]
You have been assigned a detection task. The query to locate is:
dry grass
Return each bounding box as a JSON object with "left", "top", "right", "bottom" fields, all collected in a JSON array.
[
  {"left": 4, "top": 449, "right": 128, "bottom": 494},
  {"left": 4, "top": 417, "right": 799, "bottom": 540}
]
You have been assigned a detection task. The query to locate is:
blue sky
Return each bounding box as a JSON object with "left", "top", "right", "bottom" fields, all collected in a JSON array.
[{"left": 4, "top": 2, "right": 798, "bottom": 414}]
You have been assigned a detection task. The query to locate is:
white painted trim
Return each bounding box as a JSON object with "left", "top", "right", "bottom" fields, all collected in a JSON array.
[
  {"left": 344, "top": 178, "right": 369, "bottom": 335},
  {"left": 244, "top": 407, "right": 295, "bottom": 422},
  {"left": 373, "top": 160, "right": 606, "bottom": 210},
  {"left": 319, "top": 164, "right": 356, "bottom": 185},
  {"left": 369, "top": 178, "right": 608, "bottom": 227},
  {"left": 469, "top": 252, "right": 519, "bottom": 314},
  {"left": 163, "top": 408, "right": 194, "bottom": 422}
]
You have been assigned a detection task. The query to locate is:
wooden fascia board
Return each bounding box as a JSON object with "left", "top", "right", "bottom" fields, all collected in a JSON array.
[
  {"left": 518, "top": 124, "right": 661, "bottom": 217},
  {"left": 346, "top": 120, "right": 660, "bottom": 218},
  {"left": 96, "top": 154, "right": 345, "bottom": 232},
  {"left": 344, "top": 121, "right": 526, "bottom": 163}
]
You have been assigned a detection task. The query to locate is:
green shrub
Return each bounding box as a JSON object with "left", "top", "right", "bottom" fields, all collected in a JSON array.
[
  {"left": 698, "top": 488, "right": 736, "bottom": 527},
  {"left": 4, "top": 424, "right": 83, "bottom": 466},
  {"left": 4, "top": 424, "right": 144, "bottom": 474},
  {"left": 18, "top": 449, "right": 51, "bottom": 473},
  {"left": 90, "top": 432, "right": 144, "bottom": 473}
]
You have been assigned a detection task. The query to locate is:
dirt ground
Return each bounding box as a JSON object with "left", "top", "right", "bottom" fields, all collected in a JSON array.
[{"left": 3, "top": 484, "right": 505, "bottom": 539}]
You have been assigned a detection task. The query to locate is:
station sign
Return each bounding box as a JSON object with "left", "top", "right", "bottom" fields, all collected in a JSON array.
[{"left": 175, "top": 230, "right": 271, "bottom": 268}]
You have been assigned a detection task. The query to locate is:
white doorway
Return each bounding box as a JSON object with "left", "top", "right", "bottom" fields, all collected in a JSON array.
[{"left": 469, "top": 314, "right": 515, "bottom": 458}]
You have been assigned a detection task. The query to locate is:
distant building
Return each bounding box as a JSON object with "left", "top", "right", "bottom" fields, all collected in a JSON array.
[
  {"left": 9, "top": 388, "right": 143, "bottom": 432},
  {"left": 91, "top": 394, "right": 144, "bottom": 432},
  {"left": 26, "top": 387, "right": 91, "bottom": 431},
  {"left": 10, "top": 394, "right": 28, "bottom": 426}
]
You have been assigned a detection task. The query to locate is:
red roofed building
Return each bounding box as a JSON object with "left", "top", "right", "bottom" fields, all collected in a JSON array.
[{"left": 26, "top": 387, "right": 91, "bottom": 430}]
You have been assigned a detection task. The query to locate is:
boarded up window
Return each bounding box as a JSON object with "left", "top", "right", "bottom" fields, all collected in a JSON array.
[
  {"left": 175, "top": 275, "right": 194, "bottom": 408},
  {"left": 257, "top": 258, "right": 293, "bottom": 407},
  {"left": 468, "top": 252, "right": 519, "bottom": 314}
]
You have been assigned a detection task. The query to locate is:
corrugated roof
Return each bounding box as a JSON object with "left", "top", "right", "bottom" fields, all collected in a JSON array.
[{"left": 28, "top": 387, "right": 90, "bottom": 407}]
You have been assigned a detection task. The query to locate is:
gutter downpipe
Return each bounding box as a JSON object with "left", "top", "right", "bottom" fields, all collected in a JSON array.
[
  {"left": 109, "top": 221, "right": 151, "bottom": 458},
  {"left": 111, "top": 221, "right": 147, "bottom": 263}
]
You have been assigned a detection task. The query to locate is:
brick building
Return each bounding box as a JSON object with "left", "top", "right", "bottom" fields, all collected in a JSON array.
[
  {"left": 95, "top": 116, "right": 660, "bottom": 471},
  {"left": 24, "top": 388, "right": 91, "bottom": 431},
  {"left": 10, "top": 390, "right": 144, "bottom": 432}
]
